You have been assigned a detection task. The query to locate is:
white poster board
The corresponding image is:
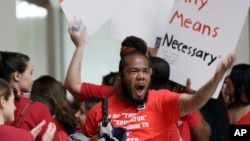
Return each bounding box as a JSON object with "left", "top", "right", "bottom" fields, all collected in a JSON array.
[
  {"left": 60, "top": 0, "right": 119, "bottom": 36},
  {"left": 156, "top": 1, "right": 250, "bottom": 98},
  {"left": 108, "top": 0, "right": 175, "bottom": 46}
]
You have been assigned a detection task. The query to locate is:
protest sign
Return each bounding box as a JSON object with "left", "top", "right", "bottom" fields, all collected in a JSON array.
[{"left": 156, "top": 0, "right": 250, "bottom": 98}]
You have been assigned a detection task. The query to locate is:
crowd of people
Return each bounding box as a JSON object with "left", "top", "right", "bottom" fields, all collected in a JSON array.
[{"left": 1, "top": 23, "right": 249, "bottom": 141}]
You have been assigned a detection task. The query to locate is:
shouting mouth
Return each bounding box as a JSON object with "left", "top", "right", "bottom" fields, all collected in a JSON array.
[{"left": 136, "top": 84, "right": 145, "bottom": 97}]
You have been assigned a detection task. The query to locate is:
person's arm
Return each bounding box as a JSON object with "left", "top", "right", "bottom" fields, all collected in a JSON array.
[
  {"left": 64, "top": 27, "right": 87, "bottom": 100},
  {"left": 186, "top": 111, "right": 211, "bottom": 141},
  {"left": 190, "top": 118, "right": 211, "bottom": 141},
  {"left": 178, "top": 52, "right": 236, "bottom": 116}
]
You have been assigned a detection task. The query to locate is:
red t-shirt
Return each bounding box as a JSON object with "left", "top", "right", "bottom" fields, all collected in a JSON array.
[
  {"left": 9, "top": 95, "right": 60, "bottom": 141},
  {"left": 54, "top": 119, "right": 68, "bottom": 141},
  {"left": 84, "top": 89, "right": 180, "bottom": 141},
  {"left": 228, "top": 111, "right": 250, "bottom": 125},
  {"left": 168, "top": 124, "right": 182, "bottom": 141},
  {"left": 0, "top": 124, "right": 35, "bottom": 141},
  {"left": 80, "top": 83, "right": 113, "bottom": 101},
  {"left": 178, "top": 110, "right": 202, "bottom": 141},
  {"left": 55, "top": 130, "right": 69, "bottom": 141}
]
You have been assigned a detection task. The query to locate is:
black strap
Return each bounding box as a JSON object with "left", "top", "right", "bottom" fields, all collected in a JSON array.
[
  {"left": 102, "top": 97, "right": 108, "bottom": 127},
  {"left": 15, "top": 101, "right": 34, "bottom": 128}
]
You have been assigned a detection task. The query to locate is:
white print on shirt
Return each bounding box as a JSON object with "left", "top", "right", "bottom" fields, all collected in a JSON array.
[
  {"left": 108, "top": 112, "right": 149, "bottom": 141},
  {"left": 114, "top": 115, "right": 146, "bottom": 125}
]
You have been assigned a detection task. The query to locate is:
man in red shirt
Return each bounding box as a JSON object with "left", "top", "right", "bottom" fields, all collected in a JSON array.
[{"left": 65, "top": 27, "right": 235, "bottom": 140}]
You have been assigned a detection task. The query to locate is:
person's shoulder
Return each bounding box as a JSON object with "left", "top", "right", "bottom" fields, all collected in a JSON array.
[
  {"left": 0, "top": 124, "right": 16, "bottom": 130},
  {"left": 147, "top": 89, "right": 180, "bottom": 105},
  {"left": 0, "top": 125, "right": 34, "bottom": 140},
  {"left": 17, "top": 95, "right": 31, "bottom": 103},
  {"left": 30, "top": 100, "right": 50, "bottom": 109},
  {"left": 17, "top": 95, "right": 50, "bottom": 109},
  {"left": 236, "top": 111, "right": 250, "bottom": 124},
  {"left": 148, "top": 89, "right": 178, "bottom": 96},
  {"left": 149, "top": 89, "right": 171, "bottom": 93},
  {"left": 28, "top": 101, "right": 53, "bottom": 119}
]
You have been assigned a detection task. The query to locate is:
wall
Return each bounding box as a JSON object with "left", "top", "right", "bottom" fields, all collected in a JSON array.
[
  {"left": 0, "top": 0, "right": 17, "bottom": 51},
  {"left": 17, "top": 17, "right": 48, "bottom": 80}
]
